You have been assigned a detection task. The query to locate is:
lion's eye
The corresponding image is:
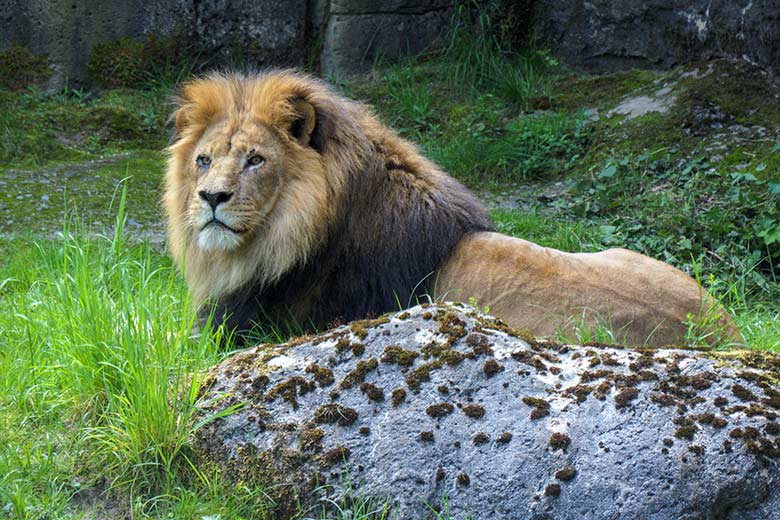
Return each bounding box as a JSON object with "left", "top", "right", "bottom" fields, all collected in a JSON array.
[
  {"left": 196, "top": 155, "right": 211, "bottom": 169},
  {"left": 247, "top": 155, "right": 265, "bottom": 167}
]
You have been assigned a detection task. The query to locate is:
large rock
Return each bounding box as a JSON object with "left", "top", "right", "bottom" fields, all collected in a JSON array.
[
  {"left": 0, "top": 0, "right": 188, "bottom": 89},
  {"left": 186, "top": 0, "right": 307, "bottom": 67},
  {"left": 0, "top": 0, "right": 455, "bottom": 87},
  {"left": 320, "top": 0, "right": 456, "bottom": 76},
  {"left": 194, "top": 304, "right": 780, "bottom": 519},
  {"left": 532, "top": 0, "right": 780, "bottom": 74}
]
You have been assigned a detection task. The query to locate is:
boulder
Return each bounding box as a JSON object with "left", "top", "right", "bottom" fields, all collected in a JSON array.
[
  {"left": 320, "top": 1, "right": 456, "bottom": 76},
  {"left": 532, "top": 0, "right": 780, "bottom": 74},
  {"left": 194, "top": 304, "right": 780, "bottom": 519}
]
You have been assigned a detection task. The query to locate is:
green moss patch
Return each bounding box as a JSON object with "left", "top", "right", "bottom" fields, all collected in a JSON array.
[{"left": 0, "top": 45, "right": 49, "bottom": 90}]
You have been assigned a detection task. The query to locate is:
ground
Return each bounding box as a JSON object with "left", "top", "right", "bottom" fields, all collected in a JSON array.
[{"left": 0, "top": 37, "right": 779, "bottom": 519}]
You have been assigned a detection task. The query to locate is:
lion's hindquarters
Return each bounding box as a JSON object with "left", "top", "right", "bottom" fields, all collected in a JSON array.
[{"left": 438, "top": 232, "right": 743, "bottom": 347}]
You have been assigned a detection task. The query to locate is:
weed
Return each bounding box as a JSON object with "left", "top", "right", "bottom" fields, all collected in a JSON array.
[
  {"left": 88, "top": 38, "right": 146, "bottom": 88},
  {"left": 88, "top": 35, "right": 200, "bottom": 90},
  {"left": 305, "top": 468, "right": 394, "bottom": 520},
  {"left": 425, "top": 109, "right": 589, "bottom": 185},
  {"left": 555, "top": 310, "right": 623, "bottom": 347},
  {"left": 0, "top": 187, "right": 262, "bottom": 516},
  {"left": 381, "top": 59, "right": 436, "bottom": 136}
]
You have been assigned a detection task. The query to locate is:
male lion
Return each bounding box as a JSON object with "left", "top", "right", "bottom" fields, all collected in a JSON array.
[{"left": 164, "top": 70, "right": 743, "bottom": 347}]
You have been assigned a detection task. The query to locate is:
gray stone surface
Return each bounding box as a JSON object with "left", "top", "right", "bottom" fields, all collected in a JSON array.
[
  {"left": 0, "top": 0, "right": 188, "bottom": 88},
  {"left": 187, "top": 0, "right": 307, "bottom": 67},
  {"left": 0, "top": 0, "right": 454, "bottom": 86},
  {"left": 321, "top": 8, "right": 453, "bottom": 76},
  {"left": 532, "top": 0, "right": 780, "bottom": 74},
  {"left": 194, "top": 304, "right": 780, "bottom": 519}
]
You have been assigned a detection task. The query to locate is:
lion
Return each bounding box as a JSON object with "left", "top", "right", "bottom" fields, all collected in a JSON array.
[{"left": 164, "top": 70, "right": 743, "bottom": 347}]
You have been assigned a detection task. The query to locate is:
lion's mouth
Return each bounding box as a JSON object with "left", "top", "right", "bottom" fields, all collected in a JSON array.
[{"left": 201, "top": 219, "right": 246, "bottom": 234}]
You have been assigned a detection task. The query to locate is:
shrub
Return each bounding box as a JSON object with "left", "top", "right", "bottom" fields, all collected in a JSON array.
[
  {"left": 88, "top": 35, "right": 200, "bottom": 90},
  {"left": 0, "top": 44, "right": 49, "bottom": 90},
  {"left": 88, "top": 38, "right": 145, "bottom": 88}
]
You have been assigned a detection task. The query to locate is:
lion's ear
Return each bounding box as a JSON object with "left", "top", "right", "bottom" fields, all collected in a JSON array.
[
  {"left": 174, "top": 106, "right": 190, "bottom": 135},
  {"left": 288, "top": 98, "right": 317, "bottom": 148}
]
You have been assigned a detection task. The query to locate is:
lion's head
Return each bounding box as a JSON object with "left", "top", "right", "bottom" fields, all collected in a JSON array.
[{"left": 164, "top": 71, "right": 368, "bottom": 304}]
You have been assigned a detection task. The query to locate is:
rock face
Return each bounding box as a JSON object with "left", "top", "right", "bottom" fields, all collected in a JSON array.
[
  {"left": 0, "top": 0, "right": 188, "bottom": 89},
  {"left": 194, "top": 304, "right": 780, "bottom": 520},
  {"left": 320, "top": 0, "right": 455, "bottom": 76},
  {"left": 533, "top": 0, "right": 780, "bottom": 74},
  {"left": 0, "top": 0, "right": 453, "bottom": 88},
  {"left": 187, "top": 0, "right": 308, "bottom": 68}
]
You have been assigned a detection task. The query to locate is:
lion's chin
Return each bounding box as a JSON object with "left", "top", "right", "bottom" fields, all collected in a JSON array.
[{"left": 197, "top": 224, "right": 244, "bottom": 252}]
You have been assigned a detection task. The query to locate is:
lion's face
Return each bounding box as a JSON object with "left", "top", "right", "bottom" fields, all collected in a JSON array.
[
  {"left": 164, "top": 72, "right": 367, "bottom": 303},
  {"left": 186, "top": 120, "right": 286, "bottom": 252}
]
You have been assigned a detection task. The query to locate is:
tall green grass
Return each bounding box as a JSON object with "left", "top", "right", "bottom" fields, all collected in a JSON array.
[
  {"left": 443, "top": 1, "right": 555, "bottom": 108},
  {"left": 0, "top": 189, "right": 232, "bottom": 516},
  {"left": 0, "top": 190, "right": 431, "bottom": 517}
]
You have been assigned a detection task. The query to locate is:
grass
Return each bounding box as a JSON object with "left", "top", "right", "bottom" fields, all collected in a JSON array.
[
  {"left": 1, "top": 195, "right": 222, "bottom": 516},
  {"left": 0, "top": 200, "right": 406, "bottom": 519}
]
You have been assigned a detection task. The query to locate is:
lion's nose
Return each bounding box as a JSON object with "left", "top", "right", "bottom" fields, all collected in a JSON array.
[{"left": 199, "top": 190, "right": 233, "bottom": 210}]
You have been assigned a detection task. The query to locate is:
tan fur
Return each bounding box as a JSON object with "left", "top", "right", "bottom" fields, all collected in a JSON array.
[
  {"left": 438, "top": 233, "right": 744, "bottom": 346},
  {"left": 165, "top": 71, "right": 365, "bottom": 304},
  {"left": 164, "top": 70, "right": 744, "bottom": 348}
]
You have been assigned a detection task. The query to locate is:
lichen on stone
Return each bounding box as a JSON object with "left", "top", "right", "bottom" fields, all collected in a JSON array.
[
  {"left": 391, "top": 387, "right": 407, "bottom": 406},
  {"left": 522, "top": 396, "right": 551, "bottom": 419},
  {"left": 473, "top": 432, "right": 490, "bottom": 445},
  {"left": 555, "top": 466, "right": 577, "bottom": 481},
  {"left": 266, "top": 375, "right": 315, "bottom": 409},
  {"left": 318, "top": 445, "right": 350, "bottom": 468},
  {"left": 340, "top": 358, "right": 379, "bottom": 389},
  {"left": 420, "top": 431, "right": 435, "bottom": 442},
  {"left": 461, "top": 403, "right": 485, "bottom": 419},
  {"left": 496, "top": 431, "right": 513, "bottom": 444},
  {"left": 359, "top": 382, "right": 385, "bottom": 402},
  {"left": 549, "top": 432, "right": 571, "bottom": 451},
  {"left": 305, "top": 363, "right": 335, "bottom": 387},
  {"left": 426, "top": 403, "right": 454, "bottom": 418},
  {"left": 381, "top": 345, "right": 419, "bottom": 366},
  {"left": 313, "top": 403, "right": 358, "bottom": 426}
]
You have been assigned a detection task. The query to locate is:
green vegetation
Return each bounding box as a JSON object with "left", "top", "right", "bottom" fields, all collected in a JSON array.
[
  {"left": 0, "top": 203, "right": 405, "bottom": 519},
  {"left": 0, "top": 44, "right": 49, "bottom": 90},
  {"left": 1, "top": 3, "right": 779, "bottom": 517},
  {"left": 88, "top": 34, "right": 199, "bottom": 89}
]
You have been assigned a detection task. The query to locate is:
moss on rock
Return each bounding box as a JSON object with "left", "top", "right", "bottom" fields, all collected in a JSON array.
[{"left": 0, "top": 45, "right": 49, "bottom": 90}]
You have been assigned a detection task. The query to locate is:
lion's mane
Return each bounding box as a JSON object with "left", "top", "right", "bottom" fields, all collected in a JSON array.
[{"left": 165, "top": 71, "right": 494, "bottom": 335}]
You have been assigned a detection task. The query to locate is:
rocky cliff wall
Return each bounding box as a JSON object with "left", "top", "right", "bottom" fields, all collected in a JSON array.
[
  {"left": 0, "top": 0, "right": 454, "bottom": 88},
  {"left": 3, "top": 1, "right": 779, "bottom": 90},
  {"left": 532, "top": 0, "right": 780, "bottom": 74}
]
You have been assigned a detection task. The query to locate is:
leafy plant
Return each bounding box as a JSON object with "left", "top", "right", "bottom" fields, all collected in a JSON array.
[{"left": 567, "top": 153, "right": 780, "bottom": 295}]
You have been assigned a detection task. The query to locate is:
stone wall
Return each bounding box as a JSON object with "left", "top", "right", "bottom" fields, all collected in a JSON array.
[
  {"left": 0, "top": 0, "right": 455, "bottom": 89},
  {"left": 6, "top": 0, "right": 779, "bottom": 90},
  {"left": 531, "top": 0, "right": 780, "bottom": 74},
  {"left": 320, "top": 0, "right": 455, "bottom": 75},
  {"left": 0, "top": 0, "right": 186, "bottom": 88}
]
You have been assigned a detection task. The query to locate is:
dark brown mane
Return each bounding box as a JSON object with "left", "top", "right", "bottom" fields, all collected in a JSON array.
[
  {"left": 166, "top": 70, "right": 494, "bottom": 341},
  {"left": 213, "top": 143, "right": 494, "bottom": 339}
]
